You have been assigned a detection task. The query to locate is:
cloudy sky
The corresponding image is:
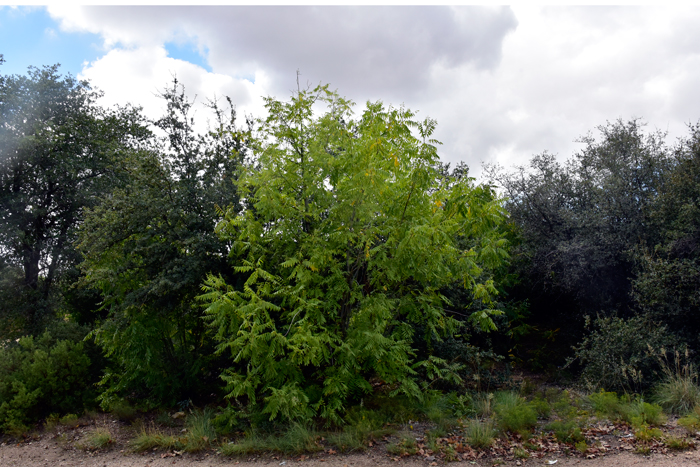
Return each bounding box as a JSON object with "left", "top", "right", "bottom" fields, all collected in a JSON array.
[{"left": 2, "top": 5, "right": 700, "bottom": 179}]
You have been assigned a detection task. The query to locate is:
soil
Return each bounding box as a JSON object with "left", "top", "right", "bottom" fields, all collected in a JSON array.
[{"left": 1, "top": 414, "right": 699, "bottom": 467}]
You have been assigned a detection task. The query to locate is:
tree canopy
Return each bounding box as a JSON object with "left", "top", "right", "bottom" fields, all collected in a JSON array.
[{"left": 0, "top": 65, "right": 149, "bottom": 334}]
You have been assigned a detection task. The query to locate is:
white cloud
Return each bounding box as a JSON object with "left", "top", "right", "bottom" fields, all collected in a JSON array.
[
  {"left": 78, "top": 46, "right": 268, "bottom": 133},
  {"left": 46, "top": 5, "right": 700, "bottom": 180}
]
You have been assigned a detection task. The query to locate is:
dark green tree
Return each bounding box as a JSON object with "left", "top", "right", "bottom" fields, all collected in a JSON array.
[
  {"left": 633, "top": 123, "right": 700, "bottom": 348},
  {"left": 488, "top": 120, "right": 671, "bottom": 364},
  {"left": 79, "top": 79, "right": 249, "bottom": 407},
  {"left": 0, "top": 65, "right": 149, "bottom": 335}
]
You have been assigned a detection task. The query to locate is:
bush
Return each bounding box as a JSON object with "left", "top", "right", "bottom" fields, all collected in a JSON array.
[
  {"left": 464, "top": 419, "right": 495, "bottom": 449},
  {"left": 652, "top": 348, "right": 700, "bottom": 415},
  {"left": 493, "top": 391, "right": 537, "bottom": 435},
  {"left": 0, "top": 330, "right": 93, "bottom": 432},
  {"left": 572, "top": 315, "right": 676, "bottom": 392},
  {"left": 545, "top": 420, "right": 584, "bottom": 444}
]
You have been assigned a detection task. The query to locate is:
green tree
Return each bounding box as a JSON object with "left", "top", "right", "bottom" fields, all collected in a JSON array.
[
  {"left": 200, "top": 85, "right": 510, "bottom": 425},
  {"left": 0, "top": 65, "right": 149, "bottom": 335},
  {"left": 487, "top": 120, "right": 671, "bottom": 366},
  {"left": 633, "top": 123, "right": 700, "bottom": 348},
  {"left": 78, "top": 79, "right": 248, "bottom": 406}
]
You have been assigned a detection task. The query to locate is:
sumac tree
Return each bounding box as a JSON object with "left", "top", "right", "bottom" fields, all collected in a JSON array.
[{"left": 200, "top": 86, "right": 510, "bottom": 425}]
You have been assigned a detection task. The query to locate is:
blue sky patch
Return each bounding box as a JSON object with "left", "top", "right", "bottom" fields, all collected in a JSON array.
[
  {"left": 0, "top": 6, "right": 103, "bottom": 78},
  {"left": 164, "top": 41, "right": 211, "bottom": 72}
]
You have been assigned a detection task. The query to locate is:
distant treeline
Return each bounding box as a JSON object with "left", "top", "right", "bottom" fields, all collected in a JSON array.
[{"left": 1, "top": 63, "right": 698, "bottom": 433}]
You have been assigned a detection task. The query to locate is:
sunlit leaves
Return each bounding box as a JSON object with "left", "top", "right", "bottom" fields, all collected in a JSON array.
[{"left": 201, "top": 85, "right": 510, "bottom": 424}]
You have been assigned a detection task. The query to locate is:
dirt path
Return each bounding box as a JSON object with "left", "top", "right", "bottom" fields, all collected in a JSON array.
[
  {"left": 1, "top": 413, "right": 698, "bottom": 467},
  {"left": 1, "top": 440, "right": 698, "bottom": 467}
]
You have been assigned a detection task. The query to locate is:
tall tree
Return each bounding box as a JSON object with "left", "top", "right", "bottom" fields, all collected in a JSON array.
[
  {"left": 79, "top": 79, "right": 249, "bottom": 406},
  {"left": 487, "top": 120, "right": 671, "bottom": 363},
  {"left": 0, "top": 65, "right": 149, "bottom": 334}
]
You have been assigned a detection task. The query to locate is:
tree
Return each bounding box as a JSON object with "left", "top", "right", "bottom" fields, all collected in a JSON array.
[
  {"left": 200, "top": 85, "right": 510, "bottom": 425},
  {"left": 78, "top": 79, "right": 249, "bottom": 406},
  {"left": 0, "top": 65, "right": 149, "bottom": 334},
  {"left": 633, "top": 123, "right": 700, "bottom": 348},
  {"left": 487, "top": 120, "right": 671, "bottom": 365}
]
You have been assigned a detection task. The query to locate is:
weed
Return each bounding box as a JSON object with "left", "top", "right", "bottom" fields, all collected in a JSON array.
[
  {"left": 80, "top": 428, "right": 114, "bottom": 451},
  {"left": 545, "top": 420, "right": 584, "bottom": 443},
  {"left": 59, "top": 413, "right": 78, "bottom": 426},
  {"left": 514, "top": 447, "right": 530, "bottom": 458},
  {"left": 386, "top": 434, "right": 418, "bottom": 456},
  {"left": 109, "top": 400, "right": 137, "bottom": 422},
  {"left": 653, "top": 348, "right": 700, "bottom": 415},
  {"left": 665, "top": 435, "right": 694, "bottom": 450},
  {"left": 220, "top": 424, "right": 322, "bottom": 456},
  {"left": 678, "top": 405, "right": 700, "bottom": 432},
  {"left": 155, "top": 410, "right": 179, "bottom": 427},
  {"left": 443, "top": 444, "right": 459, "bottom": 462},
  {"left": 474, "top": 393, "right": 494, "bottom": 418},
  {"left": 326, "top": 408, "right": 393, "bottom": 453},
  {"left": 130, "top": 426, "right": 183, "bottom": 452},
  {"left": 635, "top": 444, "right": 651, "bottom": 455},
  {"left": 552, "top": 391, "right": 578, "bottom": 419},
  {"left": 530, "top": 397, "right": 551, "bottom": 419},
  {"left": 464, "top": 419, "right": 495, "bottom": 449},
  {"left": 493, "top": 391, "right": 537, "bottom": 435},
  {"left": 44, "top": 413, "right": 60, "bottom": 431},
  {"left": 575, "top": 440, "right": 588, "bottom": 454},
  {"left": 627, "top": 401, "right": 666, "bottom": 428},
  {"left": 182, "top": 409, "right": 217, "bottom": 452},
  {"left": 588, "top": 390, "right": 624, "bottom": 420},
  {"left": 634, "top": 424, "right": 663, "bottom": 442}
]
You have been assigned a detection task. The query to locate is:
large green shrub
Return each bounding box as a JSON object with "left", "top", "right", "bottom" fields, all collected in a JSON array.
[
  {"left": 0, "top": 330, "right": 93, "bottom": 432},
  {"left": 201, "top": 86, "right": 510, "bottom": 425},
  {"left": 571, "top": 315, "right": 677, "bottom": 392}
]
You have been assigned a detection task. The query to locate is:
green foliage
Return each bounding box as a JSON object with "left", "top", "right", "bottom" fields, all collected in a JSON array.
[
  {"left": 488, "top": 120, "right": 670, "bottom": 322},
  {"left": 587, "top": 391, "right": 665, "bottom": 426},
  {"left": 0, "top": 330, "right": 93, "bottom": 432},
  {"left": 678, "top": 405, "right": 700, "bottom": 433},
  {"left": 79, "top": 79, "right": 247, "bottom": 406},
  {"left": 131, "top": 427, "right": 183, "bottom": 452},
  {"left": 664, "top": 435, "right": 694, "bottom": 451},
  {"left": 464, "top": 418, "right": 495, "bottom": 449},
  {"left": 201, "top": 85, "right": 510, "bottom": 424},
  {"left": 386, "top": 433, "right": 418, "bottom": 456},
  {"left": 0, "top": 64, "right": 149, "bottom": 335},
  {"left": 634, "top": 124, "right": 700, "bottom": 349},
  {"left": 545, "top": 420, "right": 584, "bottom": 444},
  {"left": 79, "top": 427, "right": 114, "bottom": 451},
  {"left": 183, "top": 408, "right": 217, "bottom": 452},
  {"left": 572, "top": 315, "right": 676, "bottom": 392},
  {"left": 219, "top": 424, "right": 322, "bottom": 456},
  {"left": 493, "top": 391, "right": 537, "bottom": 435}
]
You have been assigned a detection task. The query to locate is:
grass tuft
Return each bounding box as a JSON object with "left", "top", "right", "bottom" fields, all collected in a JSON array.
[
  {"left": 465, "top": 419, "right": 495, "bottom": 449},
  {"left": 79, "top": 428, "right": 114, "bottom": 451}
]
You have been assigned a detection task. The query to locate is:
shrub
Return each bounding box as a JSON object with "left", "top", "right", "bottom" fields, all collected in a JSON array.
[
  {"left": 545, "top": 420, "right": 584, "bottom": 443},
  {"left": 183, "top": 409, "right": 217, "bottom": 452},
  {"left": 678, "top": 405, "right": 700, "bottom": 433},
  {"left": 0, "top": 331, "right": 93, "bottom": 432},
  {"left": 571, "top": 315, "right": 676, "bottom": 392},
  {"left": 465, "top": 419, "right": 495, "bottom": 449},
  {"left": 79, "top": 428, "right": 114, "bottom": 451},
  {"left": 386, "top": 434, "right": 418, "bottom": 456},
  {"left": 493, "top": 391, "right": 537, "bottom": 435},
  {"left": 652, "top": 348, "right": 700, "bottom": 415}
]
